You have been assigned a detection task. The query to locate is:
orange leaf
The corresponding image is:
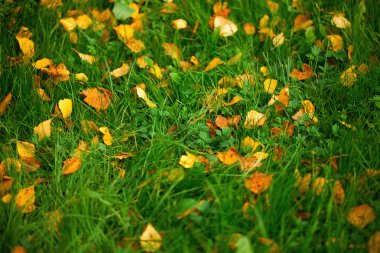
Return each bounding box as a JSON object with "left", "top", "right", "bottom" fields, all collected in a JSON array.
[
  {"left": 333, "top": 180, "right": 345, "bottom": 205},
  {"left": 289, "top": 64, "right": 313, "bottom": 80},
  {"left": 327, "top": 35, "right": 343, "bottom": 52},
  {"left": 244, "top": 172, "right": 273, "bottom": 194},
  {"left": 240, "top": 156, "right": 262, "bottom": 171},
  {"left": 369, "top": 231, "right": 380, "bottom": 253},
  {"left": 243, "top": 23, "right": 256, "bottom": 35},
  {"left": 215, "top": 115, "right": 228, "bottom": 128},
  {"left": 224, "top": 96, "right": 242, "bottom": 106},
  {"left": 0, "top": 92, "right": 12, "bottom": 116},
  {"left": 293, "top": 14, "right": 313, "bottom": 32},
  {"left": 347, "top": 204, "right": 376, "bottom": 229},
  {"left": 217, "top": 147, "right": 240, "bottom": 165},
  {"left": 62, "top": 157, "right": 81, "bottom": 175},
  {"left": 162, "top": 43, "right": 181, "bottom": 61},
  {"left": 15, "top": 185, "right": 36, "bottom": 213},
  {"left": 205, "top": 58, "right": 224, "bottom": 72},
  {"left": 41, "top": 63, "right": 70, "bottom": 83},
  {"left": 75, "top": 14, "right": 92, "bottom": 30},
  {"left": 126, "top": 38, "right": 145, "bottom": 53},
  {"left": 80, "top": 87, "right": 112, "bottom": 112},
  {"left": 17, "top": 141, "right": 35, "bottom": 158}
]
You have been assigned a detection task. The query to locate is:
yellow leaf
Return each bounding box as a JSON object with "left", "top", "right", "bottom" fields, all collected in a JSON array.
[
  {"left": 15, "top": 185, "right": 36, "bottom": 213},
  {"left": 32, "top": 58, "right": 52, "bottom": 69},
  {"left": 205, "top": 57, "right": 224, "bottom": 72},
  {"left": 295, "top": 171, "right": 311, "bottom": 194},
  {"left": 162, "top": 43, "right": 181, "bottom": 61},
  {"left": 312, "top": 177, "right": 326, "bottom": 196},
  {"left": 17, "top": 38, "right": 35, "bottom": 60},
  {"left": 113, "top": 24, "right": 134, "bottom": 43},
  {"left": 179, "top": 152, "right": 197, "bottom": 168},
  {"left": 273, "top": 33, "right": 284, "bottom": 47},
  {"left": 41, "top": 62, "right": 70, "bottom": 83},
  {"left": 0, "top": 92, "right": 12, "bottom": 116},
  {"left": 58, "top": 99, "right": 72, "bottom": 119},
  {"left": 369, "top": 231, "right": 380, "bottom": 253},
  {"left": 149, "top": 64, "right": 163, "bottom": 79},
  {"left": 17, "top": 141, "right": 35, "bottom": 158},
  {"left": 253, "top": 152, "right": 269, "bottom": 160},
  {"left": 241, "top": 137, "right": 263, "bottom": 152},
  {"left": 244, "top": 172, "right": 273, "bottom": 194},
  {"left": 227, "top": 52, "right": 242, "bottom": 65},
  {"left": 60, "top": 17, "right": 77, "bottom": 32},
  {"left": 45, "top": 210, "right": 62, "bottom": 232},
  {"left": 113, "top": 153, "right": 133, "bottom": 159},
  {"left": 34, "top": 119, "right": 52, "bottom": 140},
  {"left": 327, "top": 34, "right": 343, "bottom": 52},
  {"left": 135, "top": 86, "right": 157, "bottom": 108},
  {"left": 331, "top": 13, "right": 351, "bottom": 29},
  {"left": 347, "top": 204, "right": 376, "bottom": 229},
  {"left": 260, "top": 66, "right": 268, "bottom": 76},
  {"left": 267, "top": 1, "right": 279, "bottom": 12},
  {"left": 111, "top": 63, "right": 130, "bottom": 78},
  {"left": 140, "top": 223, "right": 162, "bottom": 252},
  {"left": 217, "top": 147, "right": 241, "bottom": 165},
  {"left": 224, "top": 96, "right": 242, "bottom": 106},
  {"left": 259, "top": 14, "right": 270, "bottom": 29},
  {"left": 40, "top": 0, "right": 62, "bottom": 9},
  {"left": 1, "top": 158, "right": 22, "bottom": 173},
  {"left": 293, "top": 14, "right": 313, "bottom": 32},
  {"left": 75, "top": 73, "right": 89, "bottom": 82},
  {"left": 263, "top": 79, "right": 278, "bottom": 94},
  {"left": 76, "top": 51, "right": 96, "bottom": 64},
  {"left": 340, "top": 65, "right": 357, "bottom": 87},
  {"left": 126, "top": 38, "right": 145, "bottom": 53},
  {"left": 172, "top": 19, "right": 187, "bottom": 29},
  {"left": 37, "top": 88, "right": 52, "bottom": 101},
  {"left": 62, "top": 157, "right": 81, "bottom": 175},
  {"left": 243, "top": 110, "right": 267, "bottom": 128},
  {"left": 214, "top": 16, "right": 238, "bottom": 37},
  {"left": 2, "top": 193, "right": 11, "bottom": 203},
  {"left": 81, "top": 120, "right": 99, "bottom": 133},
  {"left": 75, "top": 14, "right": 92, "bottom": 30},
  {"left": 69, "top": 31, "right": 78, "bottom": 44},
  {"left": 190, "top": 56, "right": 200, "bottom": 66},
  {"left": 99, "top": 126, "right": 113, "bottom": 146}
]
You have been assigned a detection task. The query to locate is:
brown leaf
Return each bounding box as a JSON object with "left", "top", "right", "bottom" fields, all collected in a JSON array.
[
  {"left": 41, "top": 63, "right": 70, "bottom": 83},
  {"left": 347, "top": 204, "right": 376, "bottom": 229},
  {"left": 62, "top": 157, "right": 81, "bottom": 175},
  {"left": 240, "top": 156, "right": 262, "bottom": 171}
]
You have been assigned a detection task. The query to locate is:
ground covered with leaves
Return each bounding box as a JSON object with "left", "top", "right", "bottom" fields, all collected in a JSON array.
[{"left": 1, "top": 0, "right": 380, "bottom": 252}]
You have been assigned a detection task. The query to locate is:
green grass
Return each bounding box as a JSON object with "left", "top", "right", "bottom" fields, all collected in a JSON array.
[{"left": 1, "top": 0, "right": 380, "bottom": 252}]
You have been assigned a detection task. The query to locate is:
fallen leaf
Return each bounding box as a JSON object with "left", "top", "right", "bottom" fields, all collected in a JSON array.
[
  {"left": 0, "top": 92, "right": 12, "bottom": 116},
  {"left": 40, "top": 0, "right": 62, "bottom": 9},
  {"left": 332, "top": 13, "right": 351, "bottom": 29},
  {"left": 69, "top": 31, "right": 78, "bottom": 43},
  {"left": 369, "top": 231, "right": 380, "bottom": 253},
  {"left": 205, "top": 57, "right": 224, "bottom": 71},
  {"left": 333, "top": 180, "right": 345, "bottom": 205},
  {"left": 240, "top": 156, "right": 262, "bottom": 171},
  {"left": 172, "top": 19, "right": 187, "bottom": 29},
  {"left": 58, "top": 99, "right": 72, "bottom": 119},
  {"left": 15, "top": 185, "right": 36, "bottom": 213},
  {"left": 75, "top": 50, "right": 96, "bottom": 64},
  {"left": 1, "top": 158, "right": 21, "bottom": 174},
  {"left": 60, "top": 17, "right": 77, "bottom": 32},
  {"left": 347, "top": 204, "right": 376, "bottom": 229},
  {"left": 348, "top": 45, "right": 353, "bottom": 61},
  {"left": 45, "top": 210, "right": 62, "bottom": 232},
  {"left": 62, "top": 157, "right": 81, "bottom": 175},
  {"left": 111, "top": 63, "right": 130, "bottom": 78},
  {"left": 149, "top": 64, "right": 163, "bottom": 79},
  {"left": 214, "top": 16, "right": 238, "bottom": 37},
  {"left": 113, "top": 153, "right": 133, "bottom": 159},
  {"left": 140, "top": 223, "right": 162, "bottom": 252},
  {"left": 260, "top": 66, "right": 268, "bottom": 76},
  {"left": 293, "top": 14, "right": 313, "bottom": 32},
  {"left": 81, "top": 120, "right": 99, "bottom": 133},
  {"left": 41, "top": 62, "right": 70, "bottom": 83},
  {"left": 253, "top": 152, "right": 269, "bottom": 160},
  {"left": 17, "top": 141, "right": 35, "bottom": 158},
  {"left": 258, "top": 237, "right": 280, "bottom": 253},
  {"left": 72, "top": 141, "right": 89, "bottom": 158},
  {"left": 75, "top": 14, "right": 92, "bottom": 29},
  {"left": 289, "top": 64, "right": 313, "bottom": 80},
  {"left": 217, "top": 147, "right": 240, "bottom": 165},
  {"left": 215, "top": 115, "right": 228, "bottom": 128},
  {"left": 135, "top": 86, "right": 157, "bottom": 108},
  {"left": 80, "top": 87, "right": 112, "bottom": 112},
  {"left": 312, "top": 177, "right": 326, "bottom": 196},
  {"left": 162, "top": 43, "right": 180, "bottom": 61},
  {"left": 113, "top": 24, "right": 134, "bottom": 44},
  {"left": 11, "top": 246, "right": 26, "bottom": 253},
  {"left": 327, "top": 34, "right": 343, "bottom": 52},
  {"left": 295, "top": 171, "right": 311, "bottom": 194},
  {"left": 224, "top": 96, "right": 242, "bottom": 106},
  {"left": 34, "top": 119, "right": 52, "bottom": 140},
  {"left": 263, "top": 79, "right": 278, "bottom": 94},
  {"left": 160, "top": 2, "right": 178, "bottom": 14},
  {"left": 243, "top": 23, "right": 256, "bottom": 35},
  {"left": 243, "top": 110, "right": 267, "bottom": 128},
  {"left": 244, "top": 172, "right": 273, "bottom": 194},
  {"left": 37, "top": 88, "right": 52, "bottom": 101},
  {"left": 2, "top": 193, "right": 11, "bottom": 203},
  {"left": 179, "top": 152, "right": 197, "bottom": 168},
  {"left": 32, "top": 58, "right": 52, "bottom": 69},
  {"left": 241, "top": 137, "right": 263, "bottom": 152},
  {"left": 75, "top": 73, "right": 88, "bottom": 82},
  {"left": 227, "top": 52, "right": 242, "bottom": 65},
  {"left": 190, "top": 56, "right": 200, "bottom": 66},
  {"left": 126, "top": 38, "right": 145, "bottom": 53},
  {"left": 99, "top": 126, "right": 113, "bottom": 146},
  {"left": 273, "top": 33, "right": 284, "bottom": 47},
  {"left": 0, "top": 176, "right": 14, "bottom": 195}
]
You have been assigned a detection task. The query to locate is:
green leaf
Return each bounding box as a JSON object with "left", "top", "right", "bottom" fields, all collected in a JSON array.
[
  {"left": 236, "top": 236, "right": 253, "bottom": 253},
  {"left": 112, "top": 0, "right": 135, "bottom": 21}
]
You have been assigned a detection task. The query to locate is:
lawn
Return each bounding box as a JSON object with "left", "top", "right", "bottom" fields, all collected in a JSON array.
[{"left": 0, "top": 0, "right": 379, "bottom": 252}]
